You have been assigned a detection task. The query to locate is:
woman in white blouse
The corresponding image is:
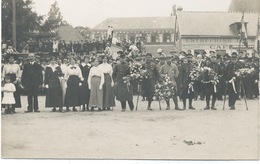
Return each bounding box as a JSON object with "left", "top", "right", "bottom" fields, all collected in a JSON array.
[
  {"left": 99, "top": 56, "right": 115, "bottom": 110},
  {"left": 64, "top": 57, "right": 83, "bottom": 112},
  {"left": 88, "top": 58, "right": 104, "bottom": 111}
]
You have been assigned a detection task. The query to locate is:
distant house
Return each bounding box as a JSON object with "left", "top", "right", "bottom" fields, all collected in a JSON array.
[
  {"left": 92, "top": 16, "right": 176, "bottom": 55},
  {"left": 176, "top": 11, "right": 259, "bottom": 55}
]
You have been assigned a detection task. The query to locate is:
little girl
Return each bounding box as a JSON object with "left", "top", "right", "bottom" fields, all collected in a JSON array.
[{"left": 2, "top": 76, "right": 16, "bottom": 114}]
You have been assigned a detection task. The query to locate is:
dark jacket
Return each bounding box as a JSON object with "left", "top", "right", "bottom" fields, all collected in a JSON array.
[{"left": 21, "top": 62, "right": 43, "bottom": 89}]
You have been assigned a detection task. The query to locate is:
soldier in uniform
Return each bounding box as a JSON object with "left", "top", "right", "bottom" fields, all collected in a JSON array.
[
  {"left": 243, "top": 57, "right": 257, "bottom": 99},
  {"left": 224, "top": 52, "right": 242, "bottom": 110},
  {"left": 141, "top": 53, "right": 160, "bottom": 110},
  {"left": 202, "top": 54, "right": 222, "bottom": 110},
  {"left": 113, "top": 51, "right": 134, "bottom": 111},
  {"left": 159, "top": 56, "right": 180, "bottom": 110},
  {"left": 156, "top": 56, "right": 165, "bottom": 72},
  {"left": 178, "top": 54, "right": 195, "bottom": 110}
]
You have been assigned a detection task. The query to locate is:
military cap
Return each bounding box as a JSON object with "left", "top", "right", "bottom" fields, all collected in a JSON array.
[
  {"left": 146, "top": 53, "right": 153, "bottom": 57},
  {"left": 135, "top": 57, "right": 142, "bottom": 61},
  {"left": 209, "top": 50, "right": 215, "bottom": 54},
  {"left": 117, "top": 51, "right": 125, "bottom": 58},
  {"left": 186, "top": 53, "right": 193, "bottom": 58},
  {"left": 231, "top": 52, "right": 238, "bottom": 58},
  {"left": 171, "top": 55, "right": 179, "bottom": 61}
]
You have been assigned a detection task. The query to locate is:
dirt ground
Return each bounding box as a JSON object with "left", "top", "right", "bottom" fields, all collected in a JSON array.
[{"left": 1, "top": 96, "right": 259, "bottom": 160}]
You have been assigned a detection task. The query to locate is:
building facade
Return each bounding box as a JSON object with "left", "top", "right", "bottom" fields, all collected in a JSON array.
[
  {"left": 176, "top": 11, "right": 259, "bottom": 55},
  {"left": 92, "top": 17, "right": 176, "bottom": 55}
]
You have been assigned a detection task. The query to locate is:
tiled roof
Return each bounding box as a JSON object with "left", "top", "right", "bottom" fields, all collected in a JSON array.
[
  {"left": 56, "top": 25, "right": 84, "bottom": 42},
  {"left": 178, "top": 11, "right": 258, "bottom": 37},
  {"left": 93, "top": 17, "right": 176, "bottom": 30}
]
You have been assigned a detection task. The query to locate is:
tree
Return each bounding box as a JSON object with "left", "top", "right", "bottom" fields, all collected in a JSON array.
[
  {"left": 41, "top": 1, "right": 64, "bottom": 33},
  {"left": 2, "top": 0, "right": 43, "bottom": 50}
]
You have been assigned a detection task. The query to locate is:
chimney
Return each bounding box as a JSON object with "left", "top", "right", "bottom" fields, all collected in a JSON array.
[{"left": 177, "top": 6, "right": 183, "bottom": 12}]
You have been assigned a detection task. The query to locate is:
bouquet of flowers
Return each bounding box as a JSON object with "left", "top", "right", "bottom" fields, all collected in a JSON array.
[
  {"left": 129, "top": 62, "right": 147, "bottom": 82},
  {"left": 189, "top": 67, "right": 202, "bottom": 81},
  {"left": 235, "top": 68, "right": 255, "bottom": 78},
  {"left": 200, "top": 67, "right": 220, "bottom": 93},
  {"left": 200, "top": 67, "right": 218, "bottom": 83},
  {"left": 154, "top": 74, "right": 177, "bottom": 101}
]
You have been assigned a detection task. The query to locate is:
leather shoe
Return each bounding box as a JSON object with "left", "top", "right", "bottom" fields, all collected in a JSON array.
[
  {"left": 25, "top": 111, "right": 32, "bottom": 113},
  {"left": 189, "top": 106, "right": 195, "bottom": 110},
  {"left": 203, "top": 106, "right": 210, "bottom": 110},
  {"left": 34, "top": 110, "right": 40, "bottom": 113}
]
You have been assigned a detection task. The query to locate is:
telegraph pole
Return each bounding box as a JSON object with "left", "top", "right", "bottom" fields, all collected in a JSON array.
[{"left": 12, "top": 0, "right": 16, "bottom": 49}]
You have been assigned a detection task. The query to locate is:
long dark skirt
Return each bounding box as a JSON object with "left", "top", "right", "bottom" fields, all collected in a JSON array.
[
  {"left": 45, "top": 77, "right": 62, "bottom": 107},
  {"left": 80, "top": 79, "right": 90, "bottom": 105},
  {"left": 103, "top": 74, "right": 115, "bottom": 108},
  {"left": 89, "top": 76, "right": 103, "bottom": 108},
  {"left": 115, "top": 79, "right": 133, "bottom": 102},
  {"left": 6, "top": 73, "right": 21, "bottom": 108},
  {"left": 64, "top": 75, "right": 80, "bottom": 107}
]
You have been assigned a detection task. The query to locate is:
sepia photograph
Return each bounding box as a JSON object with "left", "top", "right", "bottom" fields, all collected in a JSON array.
[{"left": 1, "top": 0, "right": 260, "bottom": 161}]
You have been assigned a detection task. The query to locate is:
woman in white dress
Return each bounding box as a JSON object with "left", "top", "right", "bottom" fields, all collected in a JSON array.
[
  {"left": 88, "top": 58, "right": 104, "bottom": 111},
  {"left": 99, "top": 56, "right": 115, "bottom": 110}
]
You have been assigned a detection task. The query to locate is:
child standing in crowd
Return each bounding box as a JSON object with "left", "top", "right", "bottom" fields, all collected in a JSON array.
[{"left": 2, "top": 76, "right": 16, "bottom": 114}]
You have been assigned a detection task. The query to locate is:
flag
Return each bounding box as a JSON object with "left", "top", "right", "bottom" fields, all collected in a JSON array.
[
  {"left": 173, "top": 14, "right": 182, "bottom": 51},
  {"left": 240, "top": 12, "right": 248, "bottom": 48},
  {"left": 254, "top": 17, "right": 260, "bottom": 53}
]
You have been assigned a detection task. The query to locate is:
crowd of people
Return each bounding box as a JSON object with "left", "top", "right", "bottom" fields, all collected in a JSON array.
[
  {"left": 1, "top": 47, "right": 259, "bottom": 114},
  {"left": 1, "top": 36, "right": 143, "bottom": 58}
]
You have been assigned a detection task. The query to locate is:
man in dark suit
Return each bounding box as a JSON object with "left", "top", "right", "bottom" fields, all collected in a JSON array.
[
  {"left": 141, "top": 53, "right": 160, "bottom": 110},
  {"left": 113, "top": 51, "right": 134, "bottom": 112},
  {"left": 224, "top": 52, "right": 242, "bottom": 110},
  {"left": 21, "top": 53, "right": 43, "bottom": 113}
]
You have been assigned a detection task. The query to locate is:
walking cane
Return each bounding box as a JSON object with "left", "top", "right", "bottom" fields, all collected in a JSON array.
[
  {"left": 222, "top": 82, "right": 228, "bottom": 111},
  {"left": 241, "top": 80, "right": 249, "bottom": 110},
  {"left": 135, "top": 83, "right": 140, "bottom": 111},
  {"left": 223, "top": 69, "right": 231, "bottom": 110}
]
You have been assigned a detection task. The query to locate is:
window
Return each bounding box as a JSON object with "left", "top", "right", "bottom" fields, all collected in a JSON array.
[
  {"left": 163, "top": 33, "right": 171, "bottom": 42},
  {"left": 151, "top": 33, "right": 159, "bottom": 43}
]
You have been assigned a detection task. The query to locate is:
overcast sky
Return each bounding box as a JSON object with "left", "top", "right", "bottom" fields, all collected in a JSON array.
[{"left": 31, "top": 0, "right": 232, "bottom": 28}]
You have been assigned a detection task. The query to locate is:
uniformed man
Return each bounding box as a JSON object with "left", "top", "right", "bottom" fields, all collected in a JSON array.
[
  {"left": 243, "top": 57, "right": 257, "bottom": 99},
  {"left": 202, "top": 54, "right": 222, "bottom": 110},
  {"left": 113, "top": 51, "right": 134, "bottom": 111},
  {"left": 178, "top": 54, "right": 195, "bottom": 110},
  {"left": 156, "top": 56, "right": 165, "bottom": 72},
  {"left": 141, "top": 53, "right": 160, "bottom": 110},
  {"left": 224, "top": 52, "right": 242, "bottom": 110},
  {"left": 193, "top": 54, "right": 205, "bottom": 101},
  {"left": 159, "top": 56, "right": 180, "bottom": 110}
]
